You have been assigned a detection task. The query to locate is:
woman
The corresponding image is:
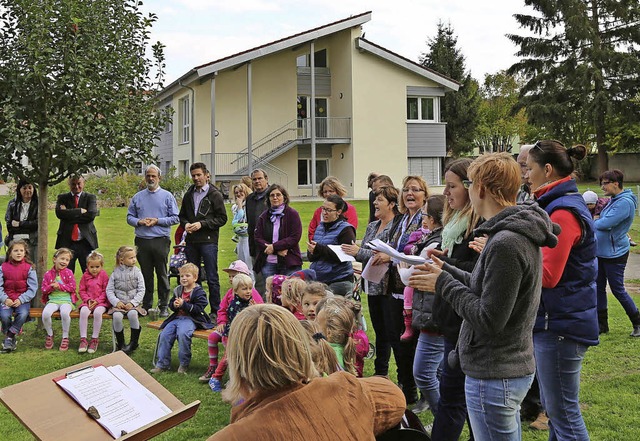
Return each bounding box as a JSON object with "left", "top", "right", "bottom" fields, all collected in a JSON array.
[
  {"left": 594, "top": 169, "right": 640, "bottom": 336},
  {"left": 207, "top": 304, "right": 405, "bottom": 440},
  {"left": 308, "top": 176, "right": 358, "bottom": 241},
  {"left": 429, "top": 158, "right": 482, "bottom": 441},
  {"left": 254, "top": 184, "right": 302, "bottom": 278},
  {"left": 5, "top": 180, "right": 38, "bottom": 257},
  {"left": 307, "top": 195, "right": 356, "bottom": 297},
  {"left": 231, "top": 183, "right": 253, "bottom": 272},
  {"left": 410, "top": 153, "right": 558, "bottom": 440},
  {"left": 342, "top": 185, "right": 402, "bottom": 378},
  {"left": 525, "top": 140, "right": 599, "bottom": 441}
]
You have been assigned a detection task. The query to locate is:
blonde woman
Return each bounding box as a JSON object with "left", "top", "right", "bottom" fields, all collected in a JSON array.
[
  {"left": 208, "top": 304, "right": 405, "bottom": 440},
  {"left": 231, "top": 183, "right": 253, "bottom": 271}
]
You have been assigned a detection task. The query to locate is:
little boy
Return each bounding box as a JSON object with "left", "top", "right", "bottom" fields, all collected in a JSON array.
[{"left": 150, "top": 263, "right": 213, "bottom": 374}]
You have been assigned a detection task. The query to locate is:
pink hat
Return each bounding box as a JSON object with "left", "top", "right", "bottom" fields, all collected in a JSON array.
[{"left": 222, "top": 260, "right": 252, "bottom": 276}]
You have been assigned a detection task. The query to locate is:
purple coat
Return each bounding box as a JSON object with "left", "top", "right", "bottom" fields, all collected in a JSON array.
[{"left": 254, "top": 205, "right": 302, "bottom": 273}]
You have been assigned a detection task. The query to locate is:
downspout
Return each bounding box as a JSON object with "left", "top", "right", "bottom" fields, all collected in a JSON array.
[
  {"left": 210, "top": 73, "right": 217, "bottom": 182},
  {"left": 179, "top": 79, "right": 195, "bottom": 166},
  {"left": 247, "top": 62, "right": 253, "bottom": 174},
  {"left": 310, "top": 41, "right": 316, "bottom": 196}
]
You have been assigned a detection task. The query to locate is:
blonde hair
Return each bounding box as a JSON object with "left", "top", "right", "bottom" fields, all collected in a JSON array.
[
  {"left": 232, "top": 183, "right": 252, "bottom": 198},
  {"left": 281, "top": 278, "right": 306, "bottom": 307},
  {"left": 232, "top": 273, "right": 253, "bottom": 292},
  {"left": 398, "top": 175, "right": 429, "bottom": 214},
  {"left": 265, "top": 275, "right": 274, "bottom": 303},
  {"left": 468, "top": 153, "right": 521, "bottom": 207},
  {"left": 222, "top": 305, "right": 317, "bottom": 404},
  {"left": 302, "top": 282, "right": 333, "bottom": 301},
  {"left": 86, "top": 251, "right": 104, "bottom": 266},
  {"left": 53, "top": 247, "right": 73, "bottom": 260},
  {"left": 115, "top": 246, "right": 136, "bottom": 267},
  {"left": 300, "top": 320, "right": 340, "bottom": 376},
  {"left": 316, "top": 297, "right": 357, "bottom": 375},
  {"left": 179, "top": 262, "right": 199, "bottom": 278},
  {"left": 443, "top": 158, "right": 481, "bottom": 238},
  {"left": 318, "top": 176, "right": 347, "bottom": 198}
]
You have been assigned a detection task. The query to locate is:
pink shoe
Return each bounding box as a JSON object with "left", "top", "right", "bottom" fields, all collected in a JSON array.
[
  {"left": 45, "top": 335, "right": 54, "bottom": 350},
  {"left": 87, "top": 338, "right": 99, "bottom": 354},
  {"left": 59, "top": 337, "right": 70, "bottom": 351},
  {"left": 78, "top": 338, "right": 89, "bottom": 353},
  {"left": 400, "top": 310, "right": 414, "bottom": 341}
]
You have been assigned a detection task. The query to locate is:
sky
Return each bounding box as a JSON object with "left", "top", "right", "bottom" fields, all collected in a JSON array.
[{"left": 142, "top": 0, "right": 534, "bottom": 85}]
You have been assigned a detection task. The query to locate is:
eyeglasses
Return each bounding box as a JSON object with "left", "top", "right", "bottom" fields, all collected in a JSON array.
[
  {"left": 462, "top": 180, "right": 473, "bottom": 189},
  {"left": 600, "top": 181, "right": 612, "bottom": 185},
  {"left": 320, "top": 207, "right": 338, "bottom": 213},
  {"left": 269, "top": 193, "right": 283, "bottom": 199},
  {"left": 402, "top": 187, "right": 425, "bottom": 193}
]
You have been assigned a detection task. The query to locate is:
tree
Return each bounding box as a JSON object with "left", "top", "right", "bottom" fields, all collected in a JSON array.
[
  {"left": 421, "top": 21, "right": 481, "bottom": 157},
  {"left": 0, "top": 0, "right": 167, "bottom": 297},
  {"left": 507, "top": 0, "right": 640, "bottom": 173},
  {"left": 475, "top": 71, "right": 528, "bottom": 154}
]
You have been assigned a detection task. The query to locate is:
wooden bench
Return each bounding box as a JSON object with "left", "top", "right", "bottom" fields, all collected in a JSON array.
[{"left": 147, "top": 320, "right": 216, "bottom": 365}]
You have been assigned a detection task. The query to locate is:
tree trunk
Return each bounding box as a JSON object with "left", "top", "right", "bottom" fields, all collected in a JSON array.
[{"left": 35, "top": 182, "right": 49, "bottom": 308}]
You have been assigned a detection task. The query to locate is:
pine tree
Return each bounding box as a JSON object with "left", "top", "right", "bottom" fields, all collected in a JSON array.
[
  {"left": 507, "top": 0, "right": 640, "bottom": 173},
  {"left": 421, "top": 21, "right": 480, "bottom": 157}
]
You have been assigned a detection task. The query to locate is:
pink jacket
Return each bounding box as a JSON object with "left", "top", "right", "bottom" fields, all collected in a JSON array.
[
  {"left": 217, "top": 288, "right": 264, "bottom": 326},
  {"left": 41, "top": 267, "right": 78, "bottom": 304},
  {"left": 353, "top": 329, "right": 370, "bottom": 378},
  {"left": 78, "top": 270, "right": 110, "bottom": 308}
]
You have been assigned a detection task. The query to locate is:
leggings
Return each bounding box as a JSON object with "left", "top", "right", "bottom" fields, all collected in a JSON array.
[
  {"left": 42, "top": 303, "right": 73, "bottom": 338},
  {"left": 112, "top": 310, "right": 140, "bottom": 332},
  {"left": 79, "top": 306, "right": 107, "bottom": 339}
]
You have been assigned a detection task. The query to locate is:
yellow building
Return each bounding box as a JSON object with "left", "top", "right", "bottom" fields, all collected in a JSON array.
[{"left": 155, "top": 11, "right": 459, "bottom": 198}]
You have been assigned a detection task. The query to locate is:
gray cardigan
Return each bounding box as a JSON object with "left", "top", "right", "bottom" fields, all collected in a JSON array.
[{"left": 435, "top": 203, "right": 558, "bottom": 379}]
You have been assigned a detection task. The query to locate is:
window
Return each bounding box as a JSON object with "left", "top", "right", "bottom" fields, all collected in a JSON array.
[
  {"left": 296, "top": 49, "right": 328, "bottom": 68},
  {"left": 179, "top": 97, "right": 190, "bottom": 143},
  {"left": 407, "top": 97, "right": 436, "bottom": 121},
  {"left": 164, "top": 105, "right": 173, "bottom": 133},
  {"left": 298, "top": 159, "right": 329, "bottom": 186}
]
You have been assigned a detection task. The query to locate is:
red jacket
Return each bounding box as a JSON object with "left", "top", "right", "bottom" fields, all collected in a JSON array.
[{"left": 78, "top": 270, "right": 110, "bottom": 308}]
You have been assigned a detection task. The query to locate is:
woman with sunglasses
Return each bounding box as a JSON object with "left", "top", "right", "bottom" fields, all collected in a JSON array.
[
  {"left": 525, "top": 140, "right": 598, "bottom": 441},
  {"left": 307, "top": 194, "right": 356, "bottom": 297}
]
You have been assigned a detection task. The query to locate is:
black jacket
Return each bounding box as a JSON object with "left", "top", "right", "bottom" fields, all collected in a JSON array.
[
  {"left": 179, "top": 184, "right": 227, "bottom": 244},
  {"left": 55, "top": 192, "right": 99, "bottom": 249}
]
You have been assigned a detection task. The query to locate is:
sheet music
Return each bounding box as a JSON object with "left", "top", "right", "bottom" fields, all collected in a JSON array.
[
  {"left": 327, "top": 244, "right": 356, "bottom": 262},
  {"left": 361, "top": 258, "right": 388, "bottom": 284},
  {"left": 55, "top": 365, "right": 170, "bottom": 439},
  {"left": 365, "top": 239, "right": 426, "bottom": 265}
]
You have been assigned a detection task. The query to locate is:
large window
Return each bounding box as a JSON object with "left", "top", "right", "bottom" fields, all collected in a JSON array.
[
  {"left": 179, "top": 97, "right": 190, "bottom": 144},
  {"left": 298, "top": 159, "right": 329, "bottom": 186},
  {"left": 296, "top": 49, "right": 328, "bottom": 68},
  {"left": 407, "top": 97, "right": 435, "bottom": 121}
]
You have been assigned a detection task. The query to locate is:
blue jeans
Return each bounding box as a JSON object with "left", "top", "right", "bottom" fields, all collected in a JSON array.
[
  {"left": 534, "top": 331, "right": 590, "bottom": 441},
  {"left": 596, "top": 255, "right": 638, "bottom": 316},
  {"left": 1, "top": 303, "right": 30, "bottom": 335},
  {"left": 185, "top": 242, "right": 220, "bottom": 314},
  {"left": 466, "top": 374, "right": 534, "bottom": 441},
  {"left": 156, "top": 316, "right": 196, "bottom": 368},
  {"left": 414, "top": 331, "right": 444, "bottom": 414},
  {"left": 328, "top": 279, "right": 354, "bottom": 299}
]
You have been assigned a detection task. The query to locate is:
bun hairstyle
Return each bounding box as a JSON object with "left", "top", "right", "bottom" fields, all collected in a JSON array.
[
  {"left": 300, "top": 320, "right": 340, "bottom": 376},
  {"left": 115, "top": 245, "right": 136, "bottom": 267},
  {"left": 528, "top": 140, "right": 587, "bottom": 178}
]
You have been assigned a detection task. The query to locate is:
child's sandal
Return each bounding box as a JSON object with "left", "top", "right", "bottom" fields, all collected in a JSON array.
[
  {"left": 44, "top": 335, "right": 54, "bottom": 350},
  {"left": 59, "top": 337, "right": 70, "bottom": 351}
]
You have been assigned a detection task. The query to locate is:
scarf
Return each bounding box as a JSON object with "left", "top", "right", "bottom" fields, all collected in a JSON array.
[
  {"left": 441, "top": 211, "right": 470, "bottom": 257},
  {"left": 269, "top": 205, "right": 285, "bottom": 223}
]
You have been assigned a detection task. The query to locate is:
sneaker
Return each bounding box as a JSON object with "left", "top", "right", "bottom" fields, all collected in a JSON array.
[
  {"left": 59, "top": 337, "right": 70, "bottom": 351},
  {"left": 424, "top": 423, "right": 433, "bottom": 437},
  {"left": 87, "top": 338, "right": 100, "bottom": 354},
  {"left": 78, "top": 338, "right": 89, "bottom": 353},
  {"left": 631, "top": 325, "right": 640, "bottom": 338},
  {"left": 209, "top": 377, "right": 222, "bottom": 392},
  {"left": 177, "top": 365, "right": 188, "bottom": 374},
  {"left": 150, "top": 366, "right": 168, "bottom": 374},
  {"left": 3, "top": 337, "right": 16, "bottom": 352},
  {"left": 45, "top": 335, "right": 54, "bottom": 350},
  {"left": 412, "top": 397, "right": 430, "bottom": 414},
  {"left": 199, "top": 365, "right": 218, "bottom": 382},
  {"left": 529, "top": 412, "right": 549, "bottom": 431},
  {"left": 159, "top": 307, "right": 169, "bottom": 318}
]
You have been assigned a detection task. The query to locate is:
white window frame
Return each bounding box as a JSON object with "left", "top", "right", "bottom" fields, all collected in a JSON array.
[
  {"left": 179, "top": 97, "right": 190, "bottom": 144},
  {"left": 164, "top": 105, "right": 173, "bottom": 133},
  {"left": 297, "top": 158, "right": 329, "bottom": 186},
  {"left": 406, "top": 96, "right": 438, "bottom": 123}
]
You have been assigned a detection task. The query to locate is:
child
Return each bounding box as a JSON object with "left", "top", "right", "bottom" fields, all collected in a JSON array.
[
  {"left": 301, "top": 281, "right": 333, "bottom": 321},
  {"left": 280, "top": 277, "right": 307, "bottom": 320},
  {"left": 106, "top": 246, "right": 146, "bottom": 354},
  {"left": 300, "top": 320, "right": 340, "bottom": 376},
  {"left": 78, "top": 251, "right": 110, "bottom": 353},
  {"left": 151, "top": 263, "right": 213, "bottom": 374},
  {"left": 315, "top": 296, "right": 358, "bottom": 376},
  {"left": 203, "top": 273, "right": 263, "bottom": 389},
  {"left": 0, "top": 240, "right": 37, "bottom": 352},
  {"left": 264, "top": 274, "right": 287, "bottom": 305},
  {"left": 41, "top": 248, "right": 78, "bottom": 351}
]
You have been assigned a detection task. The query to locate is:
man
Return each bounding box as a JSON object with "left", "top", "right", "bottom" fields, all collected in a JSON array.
[
  {"left": 55, "top": 175, "right": 99, "bottom": 274},
  {"left": 367, "top": 172, "right": 379, "bottom": 223},
  {"left": 516, "top": 145, "right": 533, "bottom": 203},
  {"left": 179, "top": 163, "right": 227, "bottom": 319},
  {"left": 127, "top": 165, "right": 179, "bottom": 317},
  {"left": 245, "top": 168, "right": 269, "bottom": 294}
]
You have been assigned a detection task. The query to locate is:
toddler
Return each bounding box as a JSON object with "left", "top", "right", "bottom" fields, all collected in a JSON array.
[
  {"left": 300, "top": 320, "right": 340, "bottom": 376},
  {"left": 315, "top": 296, "right": 359, "bottom": 376},
  {"left": 151, "top": 263, "right": 213, "bottom": 374},
  {"left": 280, "top": 277, "right": 307, "bottom": 320},
  {"left": 206, "top": 273, "right": 263, "bottom": 391},
  {"left": 301, "top": 281, "right": 333, "bottom": 321},
  {"left": 78, "top": 251, "right": 110, "bottom": 353},
  {"left": 42, "top": 248, "right": 78, "bottom": 351},
  {"left": 0, "top": 240, "right": 37, "bottom": 352},
  {"left": 264, "top": 274, "right": 287, "bottom": 305},
  {"left": 107, "top": 246, "right": 146, "bottom": 354}
]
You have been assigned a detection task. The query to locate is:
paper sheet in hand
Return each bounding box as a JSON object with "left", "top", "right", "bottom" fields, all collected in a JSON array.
[
  {"left": 365, "top": 239, "right": 426, "bottom": 265},
  {"left": 327, "top": 245, "right": 355, "bottom": 262},
  {"left": 361, "top": 258, "right": 389, "bottom": 284},
  {"left": 54, "top": 365, "right": 171, "bottom": 438}
]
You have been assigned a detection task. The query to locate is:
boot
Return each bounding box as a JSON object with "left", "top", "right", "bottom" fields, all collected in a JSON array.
[
  {"left": 597, "top": 309, "right": 609, "bottom": 334},
  {"left": 123, "top": 328, "right": 141, "bottom": 354},
  {"left": 400, "top": 309, "right": 414, "bottom": 341},
  {"left": 629, "top": 311, "right": 640, "bottom": 337},
  {"left": 115, "top": 330, "right": 126, "bottom": 351}
]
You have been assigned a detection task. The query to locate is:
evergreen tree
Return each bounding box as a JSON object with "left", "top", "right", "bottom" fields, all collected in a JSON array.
[
  {"left": 507, "top": 0, "right": 640, "bottom": 173},
  {"left": 421, "top": 21, "right": 480, "bottom": 157}
]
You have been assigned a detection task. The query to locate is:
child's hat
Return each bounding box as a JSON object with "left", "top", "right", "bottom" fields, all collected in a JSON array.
[
  {"left": 582, "top": 190, "right": 598, "bottom": 205},
  {"left": 289, "top": 268, "right": 316, "bottom": 281},
  {"left": 222, "top": 260, "right": 252, "bottom": 276}
]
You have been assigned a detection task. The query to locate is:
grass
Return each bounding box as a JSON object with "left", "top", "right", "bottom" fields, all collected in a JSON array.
[{"left": 1, "top": 194, "right": 640, "bottom": 440}]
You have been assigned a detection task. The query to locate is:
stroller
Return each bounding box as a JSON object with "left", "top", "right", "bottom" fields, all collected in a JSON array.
[{"left": 169, "top": 226, "right": 206, "bottom": 281}]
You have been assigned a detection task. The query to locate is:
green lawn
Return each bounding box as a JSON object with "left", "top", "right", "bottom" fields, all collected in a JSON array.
[{"left": 1, "top": 195, "right": 640, "bottom": 440}]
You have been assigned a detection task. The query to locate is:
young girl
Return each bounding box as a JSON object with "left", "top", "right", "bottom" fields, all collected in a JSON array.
[
  {"left": 207, "top": 273, "right": 263, "bottom": 392},
  {"left": 42, "top": 248, "right": 78, "bottom": 351},
  {"left": 315, "top": 296, "right": 358, "bottom": 376},
  {"left": 264, "top": 274, "right": 287, "bottom": 305},
  {"left": 300, "top": 320, "right": 340, "bottom": 376},
  {"left": 106, "top": 246, "right": 145, "bottom": 354},
  {"left": 231, "top": 183, "right": 253, "bottom": 272},
  {"left": 78, "top": 251, "right": 110, "bottom": 354},
  {"left": 301, "top": 282, "right": 333, "bottom": 321},
  {"left": 0, "top": 240, "right": 37, "bottom": 352},
  {"left": 280, "top": 277, "right": 306, "bottom": 320}
]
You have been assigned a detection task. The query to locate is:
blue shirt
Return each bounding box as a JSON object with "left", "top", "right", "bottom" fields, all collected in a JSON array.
[
  {"left": 192, "top": 184, "right": 210, "bottom": 216},
  {"left": 127, "top": 187, "right": 179, "bottom": 239}
]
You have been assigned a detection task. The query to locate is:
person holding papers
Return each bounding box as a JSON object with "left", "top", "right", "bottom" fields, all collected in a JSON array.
[{"left": 307, "top": 195, "right": 356, "bottom": 297}]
